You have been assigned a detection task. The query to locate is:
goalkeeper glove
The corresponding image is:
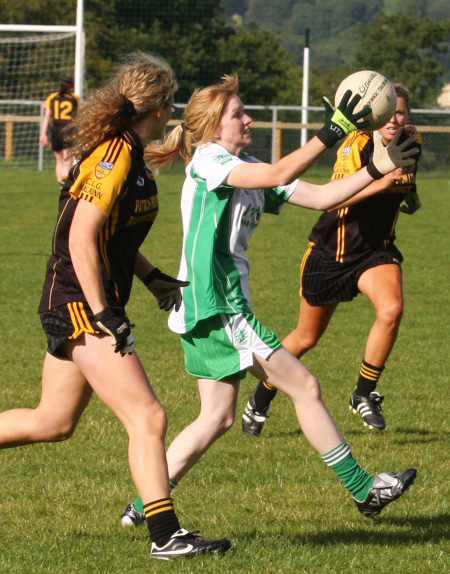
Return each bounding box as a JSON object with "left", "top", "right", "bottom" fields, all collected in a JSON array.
[
  {"left": 316, "top": 90, "right": 371, "bottom": 148},
  {"left": 142, "top": 268, "right": 189, "bottom": 312},
  {"left": 93, "top": 307, "right": 135, "bottom": 355},
  {"left": 367, "top": 128, "right": 419, "bottom": 179},
  {"left": 400, "top": 190, "right": 422, "bottom": 215}
]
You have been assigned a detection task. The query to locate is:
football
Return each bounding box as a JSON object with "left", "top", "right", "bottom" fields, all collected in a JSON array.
[{"left": 334, "top": 70, "right": 397, "bottom": 132}]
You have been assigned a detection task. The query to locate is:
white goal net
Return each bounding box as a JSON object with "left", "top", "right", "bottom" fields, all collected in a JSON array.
[{"left": 0, "top": 29, "right": 76, "bottom": 169}]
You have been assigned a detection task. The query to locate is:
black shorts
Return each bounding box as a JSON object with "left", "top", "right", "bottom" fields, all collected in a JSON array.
[
  {"left": 40, "top": 302, "right": 98, "bottom": 358},
  {"left": 51, "top": 124, "right": 69, "bottom": 152},
  {"left": 300, "top": 243, "right": 403, "bottom": 306}
]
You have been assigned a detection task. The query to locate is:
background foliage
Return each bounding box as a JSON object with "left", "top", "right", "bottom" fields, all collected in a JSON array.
[{"left": 1, "top": 0, "right": 449, "bottom": 106}]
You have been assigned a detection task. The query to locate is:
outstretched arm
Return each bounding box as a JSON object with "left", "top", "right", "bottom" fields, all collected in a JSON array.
[
  {"left": 287, "top": 128, "right": 418, "bottom": 211},
  {"left": 330, "top": 169, "right": 403, "bottom": 211}
]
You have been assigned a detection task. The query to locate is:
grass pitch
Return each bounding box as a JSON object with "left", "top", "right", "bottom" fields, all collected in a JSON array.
[{"left": 0, "top": 168, "right": 449, "bottom": 574}]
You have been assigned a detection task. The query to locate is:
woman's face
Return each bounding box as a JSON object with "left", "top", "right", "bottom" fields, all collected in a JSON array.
[
  {"left": 214, "top": 94, "right": 253, "bottom": 155},
  {"left": 377, "top": 96, "right": 409, "bottom": 145}
]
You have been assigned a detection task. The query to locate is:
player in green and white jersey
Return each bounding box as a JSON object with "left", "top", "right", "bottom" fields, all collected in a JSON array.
[{"left": 121, "top": 75, "right": 418, "bottom": 532}]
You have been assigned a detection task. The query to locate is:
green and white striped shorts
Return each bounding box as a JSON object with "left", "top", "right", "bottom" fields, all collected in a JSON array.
[{"left": 180, "top": 312, "right": 282, "bottom": 381}]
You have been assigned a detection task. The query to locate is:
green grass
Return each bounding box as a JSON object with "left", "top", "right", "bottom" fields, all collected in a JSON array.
[{"left": 0, "top": 168, "right": 450, "bottom": 573}]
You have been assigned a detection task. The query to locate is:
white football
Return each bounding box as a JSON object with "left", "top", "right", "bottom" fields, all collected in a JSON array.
[{"left": 334, "top": 70, "right": 397, "bottom": 131}]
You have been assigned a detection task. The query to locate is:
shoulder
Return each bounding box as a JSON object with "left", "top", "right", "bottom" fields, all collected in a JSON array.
[
  {"left": 89, "top": 136, "right": 133, "bottom": 174},
  {"left": 44, "top": 92, "right": 59, "bottom": 106},
  {"left": 405, "top": 124, "right": 423, "bottom": 144},
  {"left": 340, "top": 130, "right": 372, "bottom": 150},
  {"left": 192, "top": 143, "right": 242, "bottom": 172},
  {"left": 196, "top": 143, "right": 237, "bottom": 163},
  {"left": 335, "top": 131, "right": 372, "bottom": 164}
]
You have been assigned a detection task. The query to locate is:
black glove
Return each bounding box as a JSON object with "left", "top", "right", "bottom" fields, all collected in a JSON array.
[
  {"left": 400, "top": 190, "right": 422, "bottom": 215},
  {"left": 316, "top": 90, "right": 371, "bottom": 148},
  {"left": 93, "top": 307, "right": 135, "bottom": 355},
  {"left": 143, "top": 268, "right": 189, "bottom": 312}
]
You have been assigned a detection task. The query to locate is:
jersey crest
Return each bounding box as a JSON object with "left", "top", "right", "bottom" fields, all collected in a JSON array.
[{"left": 95, "top": 161, "right": 114, "bottom": 179}]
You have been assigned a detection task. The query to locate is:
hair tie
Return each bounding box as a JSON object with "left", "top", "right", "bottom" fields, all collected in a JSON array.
[
  {"left": 119, "top": 94, "right": 136, "bottom": 117},
  {"left": 180, "top": 122, "right": 189, "bottom": 132}
]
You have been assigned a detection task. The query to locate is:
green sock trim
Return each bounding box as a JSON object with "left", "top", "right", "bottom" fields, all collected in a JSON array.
[
  {"left": 321, "top": 440, "right": 373, "bottom": 501},
  {"left": 133, "top": 495, "right": 144, "bottom": 514},
  {"left": 133, "top": 479, "right": 177, "bottom": 514}
]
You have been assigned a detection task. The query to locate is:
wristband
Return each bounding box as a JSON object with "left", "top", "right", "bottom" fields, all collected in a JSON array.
[
  {"left": 366, "top": 162, "right": 384, "bottom": 180},
  {"left": 142, "top": 268, "right": 161, "bottom": 286},
  {"left": 316, "top": 126, "right": 339, "bottom": 148}
]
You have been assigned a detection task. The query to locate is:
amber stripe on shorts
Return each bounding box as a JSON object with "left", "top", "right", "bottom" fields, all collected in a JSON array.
[{"left": 67, "top": 302, "right": 96, "bottom": 339}]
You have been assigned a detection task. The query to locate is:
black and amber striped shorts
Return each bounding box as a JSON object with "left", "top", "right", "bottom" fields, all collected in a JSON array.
[
  {"left": 299, "top": 243, "right": 403, "bottom": 306},
  {"left": 40, "top": 302, "right": 99, "bottom": 358}
]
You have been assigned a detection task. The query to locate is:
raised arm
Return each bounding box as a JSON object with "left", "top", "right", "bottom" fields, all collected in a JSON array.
[{"left": 226, "top": 91, "right": 371, "bottom": 190}]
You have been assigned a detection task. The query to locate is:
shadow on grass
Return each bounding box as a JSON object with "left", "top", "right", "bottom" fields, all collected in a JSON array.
[
  {"left": 390, "top": 427, "right": 450, "bottom": 445},
  {"left": 295, "top": 513, "right": 450, "bottom": 546},
  {"left": 238, "top": 514, "right": 450, "bottom": 546}
]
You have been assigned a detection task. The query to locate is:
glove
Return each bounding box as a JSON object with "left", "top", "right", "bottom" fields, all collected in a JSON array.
[
  {"left": 142, "top": 268, "right": 189, "bottom": 312},
  {"left": 400, "top": 190, "right": 422, "bottom": 215},
  {"left": 316, "top": 90, "right": 371, "bottom": 148},
  {"left": 367, "top": 127, "right": 419, "bottom": 179},
  {"left": 93, "top": 307, "right": 135, "bottom": 355}
]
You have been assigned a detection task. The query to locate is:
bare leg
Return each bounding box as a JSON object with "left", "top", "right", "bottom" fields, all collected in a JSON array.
[
  {"left": 357, "top": 264, "right": 403, "bottom": 366},
  {"left": 69, "top": 334, "right": 170, "bottom": 502},
  {"left": 166, "top": 378, "right": 239, "bottom": 482},
  {"left": 0, "top": 352, "right": 92, "bottom": 448},
  {"left": 244, "top": 298, "right": 337, "bottom": 425},
  {"left": 282, "top": 297, "right": 338, "bottom": 358},
  {"left": 249, "top": 348, "right": 342, "bottom": 454}
]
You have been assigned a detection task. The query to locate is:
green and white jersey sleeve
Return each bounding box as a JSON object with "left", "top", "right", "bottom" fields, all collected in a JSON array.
[{"left": 168, "top": 143, "right": 298, "bottom": 334}]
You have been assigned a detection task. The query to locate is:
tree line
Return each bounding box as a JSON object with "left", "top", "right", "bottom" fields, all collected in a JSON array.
[{"left": 1, "top": 0, "right": 449, "bottom": 106}]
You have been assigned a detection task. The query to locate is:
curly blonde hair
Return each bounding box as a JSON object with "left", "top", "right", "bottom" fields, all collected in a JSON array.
[
  {"left": 147, "top": 75, "right": 239, "bottom": 168},
  {"left": 66, "top": 52, "right": 177, "bottom": 158}
]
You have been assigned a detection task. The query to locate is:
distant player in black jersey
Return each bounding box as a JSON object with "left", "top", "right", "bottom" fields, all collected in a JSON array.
[
  {"left": 243, "top": 84, "right": 422, "bottom": 436},
  {"left": 1, "top": 52, "right": 231, "bottom": 561},
  {"left": 40, "top": 79, "right": 79, "bottom": 187}
]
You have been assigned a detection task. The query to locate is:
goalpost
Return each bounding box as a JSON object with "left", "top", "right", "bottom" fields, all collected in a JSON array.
[{"left": 0, "top": 0, "right": 85, "bottom": 170}]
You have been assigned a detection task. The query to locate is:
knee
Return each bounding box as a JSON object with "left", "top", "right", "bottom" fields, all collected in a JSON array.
[
  {"left": 302, "top": 372, "right": 322, "bottom": 400},
  {"left": 290, "top": 372, "right": 322, "bottom": 403},
  {"left": 377, "top": 299, "right": 403, "bottom": 328},
  {"left": 200, "top": 406, "right": 236, "bottom": 437},
  {"left": 37, "top": 418, "right": 77, "bottom": 442},
  {"left": 139, "top": 402, "right": 168, "bottom": 439},
  {"left": 289, "top": 329, "right": 319, "bottom": 355}
]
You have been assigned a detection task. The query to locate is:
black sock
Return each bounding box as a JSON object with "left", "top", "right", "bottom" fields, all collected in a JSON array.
[
  {"left": 354, "top": 360, "right": 385, "bottom": 397},
  {"left": 254, "top": 381, "right": 277, "bottom": 412},
  {"left": 144, "top": 498, "right": 180, "bottom": 547}
]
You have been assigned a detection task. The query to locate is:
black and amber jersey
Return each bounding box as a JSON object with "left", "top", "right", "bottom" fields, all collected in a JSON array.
[
  {"left": 44, "top": 91, "right": 79, "bottom": 126},
  {"left": 39, "top": 128, "right": 158, "bottom": 313},
  {"left": 309, "top": 126, "right": 422, "bottom": 263}
]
